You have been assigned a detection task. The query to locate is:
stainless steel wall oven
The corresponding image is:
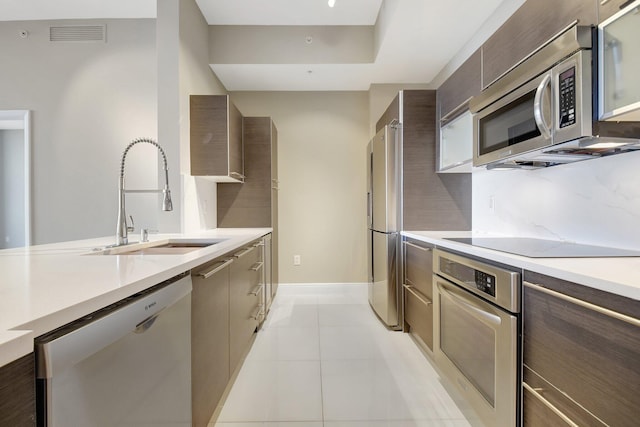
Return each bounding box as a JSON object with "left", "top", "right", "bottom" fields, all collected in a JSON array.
[{"left": 432, "top": 248, "right": 521, "bottom": 426}]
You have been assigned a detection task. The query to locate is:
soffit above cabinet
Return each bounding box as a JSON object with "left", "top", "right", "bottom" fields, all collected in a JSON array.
[{"left": 200, "top": 0, "right": 506, "bottom": 91}]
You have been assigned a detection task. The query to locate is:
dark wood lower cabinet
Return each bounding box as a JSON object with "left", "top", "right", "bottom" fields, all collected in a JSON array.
[
  {"left": 191, "top": 257, "right": 232, "bottom": 427},
  {"left": 402, "top": 239, "right": 434, "bottom": 351},
  {"left": 522, "top": 384, "right": 573, "bottom": 427},
  {"left": 0, "top": 353, "right": 36, "bottom": 426},
  {"left": 229, "top": 243, "right": 262, "bottom": 373},
  {"left": 523, "top": 271, "right": 640, "bottom": 427}
]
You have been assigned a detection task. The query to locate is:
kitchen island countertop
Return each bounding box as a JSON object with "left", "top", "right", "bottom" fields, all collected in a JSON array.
[
  {"left": 0, "top": 228, "right": 271, "bottom": 367},
  {"left": 403, "top": 231, "right": 640, "bottom": 301}
]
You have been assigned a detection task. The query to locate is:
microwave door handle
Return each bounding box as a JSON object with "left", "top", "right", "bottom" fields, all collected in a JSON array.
[{"left": 533, "top": 73, "right": 552, "bottom": 140}]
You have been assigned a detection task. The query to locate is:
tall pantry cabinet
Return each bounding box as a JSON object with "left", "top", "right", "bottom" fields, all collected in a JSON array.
[{"left": 217, "top": 117, "right": 279, "bottom": 301}]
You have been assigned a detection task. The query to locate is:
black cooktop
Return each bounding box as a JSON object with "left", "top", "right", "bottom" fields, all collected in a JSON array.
[{"left": 444, "top": 237, "right": 640, "bottom": 258}]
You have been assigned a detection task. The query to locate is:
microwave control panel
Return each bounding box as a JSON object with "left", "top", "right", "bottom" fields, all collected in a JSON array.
[{"left": 558, "top": 66, "right": 576, "bottom": 128}]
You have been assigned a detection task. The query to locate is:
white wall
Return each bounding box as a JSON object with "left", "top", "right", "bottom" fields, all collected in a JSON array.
[
  {"left": 473, "top": 151, "right": 640, "bottom": 249},
  {"left": 0, "top": 130, "right": 25, "bottom": 248},
  {"left": 230, "top": 91, "right": 370, "bottom": 284},
  {"left": 0, "top": 19, "right": 158, "bottom": 244},
  {"left": 157, "top": 0, "right": 228, "bottom": 234}
]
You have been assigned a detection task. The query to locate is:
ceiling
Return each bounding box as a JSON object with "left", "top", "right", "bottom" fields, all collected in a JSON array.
[{"left": 0, "top": 0, "right": 507, "bottom": 91}]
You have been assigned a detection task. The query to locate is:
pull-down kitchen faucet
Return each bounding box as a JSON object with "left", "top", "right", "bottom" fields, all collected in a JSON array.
[{"left": 116, "top": 137, "right": 172, "bottom": 246}]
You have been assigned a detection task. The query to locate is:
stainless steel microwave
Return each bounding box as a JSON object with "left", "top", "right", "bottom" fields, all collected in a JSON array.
[{"left": 470, "top": 25, "right": 640, "bottom": 169}]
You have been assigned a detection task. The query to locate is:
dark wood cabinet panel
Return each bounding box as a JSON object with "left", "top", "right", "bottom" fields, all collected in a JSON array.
[
  {"left": 438, "top": 49, "right": 481, "bottom": 120},
  {"left": 218, "top": 117, "right": 278, "bottom": 298},
  {"left": 482, "top": 0, "right": 597, "bottom": 88},
  {"left": 374, "top": 90, "right": 471, "bottom": 231},
  {"left": 403, "top": 239, "right": 433, "bottom": 299},
  {"left": 190, "top": 95, "right": 244, "bottom": 179},
  {"left": 228, "top": 101, "right": 243, "bottom": 177},
  {"left": 0, "top": 353, "right": 36, "bottom": 427},
  {"left": 191, "top": 258, "right": 231, "bottom": 427},
  {"left": 270, "top": 123, "right": 279, "bottom": 294},
  {"left": 523, "top": 272, "right": 640, "bottom": 426},
  {"left": 229, "top": 244, "right": 261, "bottom": 373},
  {"left": 218, "top": 117, "right": 273, "bottom": 227},
  {"left": 404, "top": 286, "right": 434, "bottom": 351},
  {"left": 522, "top": 384, "right": 573, "bottom": 427},
  {"left": 599, "top": 0, "right": 632, "bottom": 22},
  {"left": 403, "top": 238, "right": 434, "bottom": 351},
  {"left": 402, "top": 90, "right": 472, "bottom": 231}
]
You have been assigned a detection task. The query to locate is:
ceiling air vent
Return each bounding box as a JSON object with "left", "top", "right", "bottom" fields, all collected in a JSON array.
[{"left": 49, "top": 25, "right": 106, "bottom": 42}]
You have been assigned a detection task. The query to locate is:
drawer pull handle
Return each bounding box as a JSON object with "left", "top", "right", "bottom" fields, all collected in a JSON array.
[
  {"left": 523, "top": 382, "right": 579, "bottom": 427},
  {"left": 404, "top": 284, "right": 432, "bottom": 306},
  {"left": 230, "top": 171, "right": 245, "bottom": 180},
  {"left": 196, "top": 258, "right": 234, "bottom": 279},
  {"left": 600, "top": 0, "right": 611, "bottom": 4},
  {"left": 251, "top": 305, "right": 266, "bottom": 320},
  {"left": 403, "top": 241, "right": 431, "bottom": 252},
  {"left": 250, "top": 262, "right": 264, "bottom": 271},
  {"left": 234, "top": 246, "right": 254, "bottom": 258},
  {"left": 524, "top": 282, "right": 640, "bottom": 327},
  {"left": 249, "top": 285, "right": 263, "bottom": 296}
]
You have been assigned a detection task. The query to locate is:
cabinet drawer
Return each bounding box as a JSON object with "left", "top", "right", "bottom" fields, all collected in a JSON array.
[
  {"left": 523, "top": 366, "right": 605, "bottom": 427},
  {"left": 404, "top": 285, "right": 433, "bottom": 351},
  {"left": 403, "top": 240, "right": 433, "bottom": 299},
  {"left": 523, "top": 280, "right": 640, "bottom": 426},
  {"left": 230, "top": 243, "right": 263, "bottom": 371},
  {"left": 523, "top": 382, "right": 574, "bottom": 427}
]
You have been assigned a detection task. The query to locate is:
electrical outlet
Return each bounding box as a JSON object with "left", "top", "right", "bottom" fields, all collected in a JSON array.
[{"left": 293, "top": 255, "right": 301, "bottom": 266}]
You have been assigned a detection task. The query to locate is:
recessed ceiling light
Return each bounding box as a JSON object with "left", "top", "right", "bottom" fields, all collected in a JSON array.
[{"left": 328, "top": 0, "right": 336, "bottom": 7}]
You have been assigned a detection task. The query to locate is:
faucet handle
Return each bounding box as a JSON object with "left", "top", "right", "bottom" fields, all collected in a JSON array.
[
  {"left": 127, "top": 215, "right": 135, "bottom": 233},
  {"left": 140, "top": 228, "right": 158, "bottom": 243}
]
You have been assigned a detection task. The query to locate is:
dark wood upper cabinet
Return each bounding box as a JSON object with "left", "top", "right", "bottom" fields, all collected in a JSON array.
[
  {"left": 217, "top": 117, "right": 276, "bottom": 228},
  {"left": 190, "top": 95, "right": 244, "bottom": 182},
  {"left": 599, "top": 0, "right": 632, "bottom": 22},
  {"left": 482, "top": 0, "right": 597, "bottom": 88},
  {"left": 523, "top": 270, "right": 640, "bottom": 427},
  {"left": 0, "top": 353, "right": 36, "bottom": 426},
  {"left": 437, "top": 49, "right": 481, "bottom": 120}
]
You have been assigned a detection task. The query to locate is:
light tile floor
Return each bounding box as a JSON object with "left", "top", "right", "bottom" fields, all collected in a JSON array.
[{"left": 213, "top": 284, "right": 473, "bottom": 427}]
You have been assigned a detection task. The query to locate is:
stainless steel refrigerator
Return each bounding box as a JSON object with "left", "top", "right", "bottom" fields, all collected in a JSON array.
[{"left": 367, "top": 125, "right": 401, "bottom": 329}]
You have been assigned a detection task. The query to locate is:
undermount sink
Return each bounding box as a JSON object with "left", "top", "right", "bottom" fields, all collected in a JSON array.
[{"left": 93, "top": 239, "right": 226, "bottom": 255}]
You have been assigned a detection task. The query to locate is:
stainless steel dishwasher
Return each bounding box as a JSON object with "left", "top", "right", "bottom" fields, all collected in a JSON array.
[{"left": 35, "top": 273, "right": 192, "bottom": 427}]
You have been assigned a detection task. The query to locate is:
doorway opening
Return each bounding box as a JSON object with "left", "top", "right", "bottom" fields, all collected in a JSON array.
[{"left": 0, "top": 110, "right": 31, "bottom": 249}]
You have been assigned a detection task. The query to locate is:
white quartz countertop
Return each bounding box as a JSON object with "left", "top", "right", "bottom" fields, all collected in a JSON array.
[
  {"left": 0, "top": 228, "right": 271, "bottom": 367},
  {"left": 403, "top": 231, "right": 640, "bottom": 301}
]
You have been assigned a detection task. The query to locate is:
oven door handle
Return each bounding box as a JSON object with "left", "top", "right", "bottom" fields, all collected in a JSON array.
[
  {"left": 437, "top": 281, "right": 502, "bottom": 327},
  {"left": 533, "top": 73, "right": 552, "bottom": 140}
]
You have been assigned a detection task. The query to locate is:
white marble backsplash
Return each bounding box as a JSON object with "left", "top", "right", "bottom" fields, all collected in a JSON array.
[{"left": 472, "top": 150, "right": 640, "bottom": 250}]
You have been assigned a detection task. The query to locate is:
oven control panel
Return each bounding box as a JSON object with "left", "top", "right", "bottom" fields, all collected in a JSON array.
[
  {"left": 474, "top": 271, "right": 496, "bottom": 297},
  {"left": 435, "top": 248, "right": 520, "bottom": 313}
]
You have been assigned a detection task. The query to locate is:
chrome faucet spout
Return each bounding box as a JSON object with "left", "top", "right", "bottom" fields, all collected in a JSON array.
[{"left": 116, "top": 137, "right": 173, "bottom": 246}]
